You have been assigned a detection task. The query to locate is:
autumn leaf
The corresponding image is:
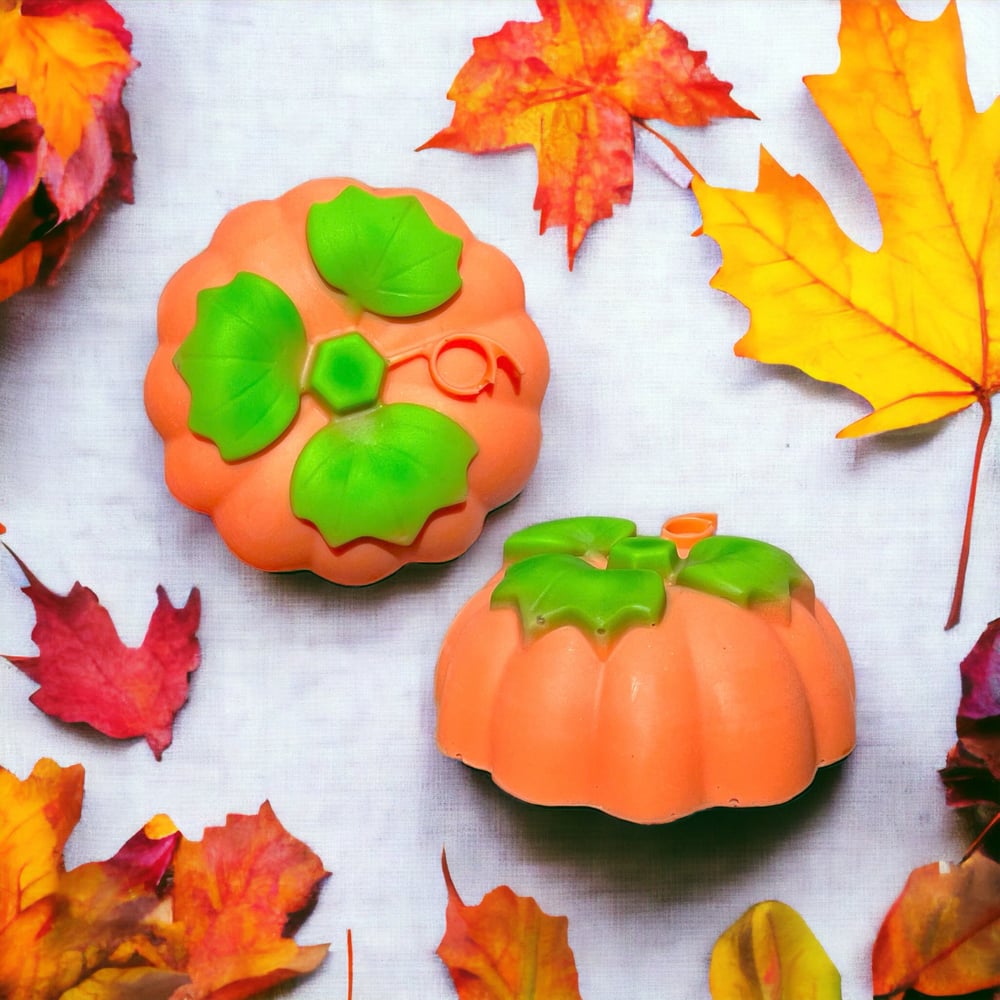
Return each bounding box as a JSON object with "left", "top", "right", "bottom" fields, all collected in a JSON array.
[
  {"left": 709, "top": 900, "right": 842, "bottom": 1000},
  {"left": 0, "top": 759, "right": 330, "bottom": 1000},
  {"left": 872, "top": 845, "right": 1000, "bottom": 998},
  {"left": 692, "top": 0, "right": 1000, "bottom": 629},
  {"left": 0, "top": 757, "right": 83, "bottom": 932},
  {"left": 170, "top": 803, "right": 331, "bottom": 999},
  {"left": 3, "top": 826, "right": 184, "bottom": 998},
  {"left": 0, "top": 0, "right": 137, "bottom": 301},
  {"left": 420, "top": 0, "right": 753, "bottom": 267},
  {"left": 3, "top": 544, "right": 201, "bottom": 759},
  {"left": 941, "top": 618, "right": 1000, "bottom": 811},
  {"left": 437, "top": 851, "right": 582, "bottom": 1000}
]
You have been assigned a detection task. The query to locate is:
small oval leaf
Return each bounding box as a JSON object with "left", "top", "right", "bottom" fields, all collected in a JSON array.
[
  {"left": 710, "top": 900, "right": 842, "bottom": 1000},
  {"left": 306, "top": 186, "right": 463, "bottom": 317},
  {"left": 290, "top": 403, "right": 477, "bottom": 547},
  {"left": 174, "top": 272, "right": 307, "bottom": 461}
]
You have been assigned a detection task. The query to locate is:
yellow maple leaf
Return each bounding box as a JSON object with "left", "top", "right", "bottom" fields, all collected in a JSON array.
[
  {"left": 0, "top": 0, "right": 136, "bottom": 161},
  {"left": 0, "top": 758, "right": 83, "bottom": 930},
  {"left": 0, "top": 758, "right": 83, "bottom": 995},
  {"left": 692, "top": 0, "right": 1000, "bottom": 629}
]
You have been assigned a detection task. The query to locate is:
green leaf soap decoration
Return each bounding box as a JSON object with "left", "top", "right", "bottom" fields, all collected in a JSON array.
[
  {"left": 174, "top": 271, "right": 307, "bottom": 461},
  {"left": 502, "top": 516, "right": 638, "bottom": 563},
  {"left": 290, "top": 403, "right": 478, "bottom": 547},
  {"left": 677, "top": 535, "right": 814, "bottom": 612},
  {"left": 606, "top": 535, "right": 680, "bottom": 577},
  {"left": 491, "top": 553, "right": 666, "bottom": 641},
  {"left": 306, "top": 185, "right": 463, "bottom": 317}
]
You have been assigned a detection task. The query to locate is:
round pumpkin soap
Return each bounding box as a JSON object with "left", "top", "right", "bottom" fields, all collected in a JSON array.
[
  {"left": 145, "top": 179, "right": 549, "bottom": 584},
  {"left": 434, "top": 513, "right": 856, "bottom": 823}
]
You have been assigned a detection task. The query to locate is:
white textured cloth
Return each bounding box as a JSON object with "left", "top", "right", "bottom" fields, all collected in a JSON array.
[{"left": 2, "top": 2, "right": 999, "bottom": 996}]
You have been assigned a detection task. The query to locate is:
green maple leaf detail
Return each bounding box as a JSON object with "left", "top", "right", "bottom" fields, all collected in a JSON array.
[
  {"left": 290, "top": 403, "right": 478, "bottom": 547},
  {"left": 306, "top": 185, "right": 463, "bottom": 318},
  {"left": 492, "top": 520, "right": 814, "bottom": 642},
  {"left": 173, "top": 272, "right": 307, "bottom": 461},
  {"left": 677, "top": 536, "right": 813, "bottom": 610},
  {"left": 491, "top": 554, "right": 666, "bottom": 641},
  {"left": 502, "top": 516, "right": 639, "bottom": 562}
]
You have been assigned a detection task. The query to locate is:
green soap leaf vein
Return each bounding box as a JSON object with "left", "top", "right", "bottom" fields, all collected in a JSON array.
[
  {"left": 290, "top": 403, "right": 478, "bottom": 547},
  {"left": 174, "top": 272, "right": 308, "bottom": 461}
]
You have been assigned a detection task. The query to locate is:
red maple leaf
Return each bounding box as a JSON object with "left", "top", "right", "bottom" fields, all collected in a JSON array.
[
  {"left": 3, "top": 545, "right": 200, "bottom": 759},
  {"left": 420, "top": 0, "right": 753, "bottom": 267}
]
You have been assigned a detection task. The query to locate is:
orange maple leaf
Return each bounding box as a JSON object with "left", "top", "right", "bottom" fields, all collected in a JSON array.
[
  {"left": 170, "top": 803, "right": 330, "bottom": 1000},
  {"left": 420, "top": 0, "right": 753, "bottom": 267},
  {"left": 0, "top": 0, "right": 135, "bottom": 161},
  {"left": 872, "top": 845, "right": 1000, "bottom": 997},
  {"left": 0, "top": 0, "right": 137, "bottom": 301},
  {"left": 692, "top": 0, "right": 1000, "bottom": 628},
  {"left": 437, "top": 851, "right": 582, "bottom": 1000}
]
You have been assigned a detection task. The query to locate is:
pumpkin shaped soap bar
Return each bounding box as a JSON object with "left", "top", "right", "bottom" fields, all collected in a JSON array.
[
  {"left": 145, "top": 179, "right": 549, "bottom": 584},
  {"left": 435, "top": 513, "right": 855, "bottom": 823}
]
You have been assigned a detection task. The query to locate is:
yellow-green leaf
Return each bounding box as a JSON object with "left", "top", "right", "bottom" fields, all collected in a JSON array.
[{"left": 709, "top": 900, "right": 842, "bottom": 1000}]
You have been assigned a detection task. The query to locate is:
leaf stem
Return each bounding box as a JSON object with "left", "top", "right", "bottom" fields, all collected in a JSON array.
[
  {"left": 947, "top": 395, "right": 992, "bottom": 630},
  {"left": 634, "top": 120, "right": 702, "bottom": 182},
  {"left": 346, "top": 928, "right": 353, "bottom": 1000},
  {"left": 962, "top": 809, "right": 1000, "bottom": 862}
]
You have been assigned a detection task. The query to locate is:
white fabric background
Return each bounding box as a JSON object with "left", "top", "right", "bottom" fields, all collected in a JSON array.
[{"left": 2, "top": 1, "right": 999, "bottom": 996}]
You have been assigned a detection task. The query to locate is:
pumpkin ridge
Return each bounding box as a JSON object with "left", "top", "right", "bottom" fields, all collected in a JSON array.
[{"left": 685, "top": 589, "right": 818, "bottom": 809}]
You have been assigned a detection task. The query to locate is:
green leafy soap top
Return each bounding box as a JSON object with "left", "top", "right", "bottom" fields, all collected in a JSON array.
[
  {"left": 172, "top": 187, "right": 477, "bottom": 549},
  {"left": 491, "top": 517, "right": 814, "bottom": 642},
  {"left": 306, "top": 185, "right": 463, "bottom": 317}
]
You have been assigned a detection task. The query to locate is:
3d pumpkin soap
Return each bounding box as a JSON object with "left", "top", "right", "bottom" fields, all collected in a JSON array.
[
  {"left": 145, "top": 179, "right": 549, "bottom": 584},
  {"left": 434, "top": 514, "right": 855, "bottom": 823}
]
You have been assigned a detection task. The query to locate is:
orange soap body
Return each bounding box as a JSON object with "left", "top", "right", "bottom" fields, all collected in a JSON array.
[
  {"left": 145, "top": 178, "right": 549, "bottom": 584},
  {"left": 435, "top": 514, "right": 856, "bottom": 823}
]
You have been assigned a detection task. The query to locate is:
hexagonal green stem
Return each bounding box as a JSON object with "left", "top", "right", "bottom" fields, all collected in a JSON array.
[{"left": 306, "top": 332, "right": 387, "bottom": 415}]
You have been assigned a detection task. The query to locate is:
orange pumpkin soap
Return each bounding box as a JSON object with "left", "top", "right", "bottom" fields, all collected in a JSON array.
[
  {"left": 435, "top": 513, "right": 856, "bottom": 823},
  {"left": 145, "top": 179, "right": 549, "bottom": 584}
]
